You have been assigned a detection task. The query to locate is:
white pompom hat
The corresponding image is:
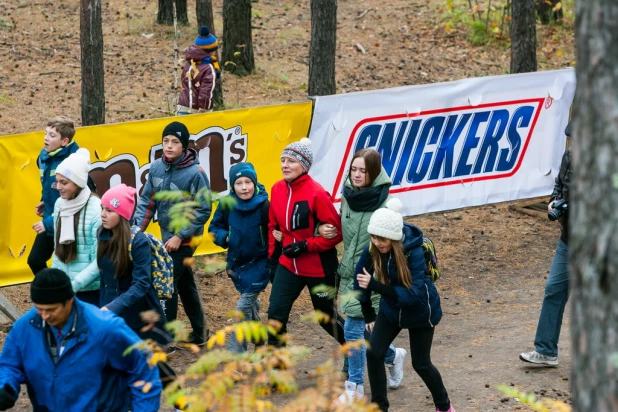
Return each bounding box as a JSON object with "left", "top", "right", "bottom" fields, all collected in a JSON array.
[{"left": 367, "top": 197, "right": 404, "bottom": 241}]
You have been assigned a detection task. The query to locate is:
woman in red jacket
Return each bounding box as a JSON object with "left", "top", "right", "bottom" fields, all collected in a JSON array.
[{"left": 266, "top": 138, "right": 345, "bottom": 346}]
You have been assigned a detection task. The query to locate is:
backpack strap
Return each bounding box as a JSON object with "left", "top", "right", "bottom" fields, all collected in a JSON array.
[
  {"left": 261, "top": 200, "right": 270, "bottom": 234},
  {"left": 128, "top": 226, "right": 140, "bottom": 261}
]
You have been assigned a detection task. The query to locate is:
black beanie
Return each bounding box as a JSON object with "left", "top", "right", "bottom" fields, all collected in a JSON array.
[
  {"left": 162, "top": 121, "right": 190, "bottom": 149},
  {"left": 31, "top": 268, "right": 75, "bottom": 304}
]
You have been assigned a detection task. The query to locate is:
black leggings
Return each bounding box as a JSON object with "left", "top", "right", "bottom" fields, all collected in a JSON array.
[
  {"left": 27, "top": 233, "right": 55, "bottom": 276},
  {"left": 267, "top": 264, "right": 345, "bottom": 346},
  {"left": 366, "top": 311, "right": 450, "bottom": 411}
]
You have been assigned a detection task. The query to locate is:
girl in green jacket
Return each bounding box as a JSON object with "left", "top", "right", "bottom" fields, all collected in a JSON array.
[{"left": 324, "top": 149, "right": 408, "bottom": 404}]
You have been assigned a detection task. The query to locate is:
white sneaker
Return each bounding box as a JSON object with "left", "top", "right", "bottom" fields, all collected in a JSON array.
[
  {"left": 386, "top": 347, "right": 407, "bottom": 388},
  {"left": 333, "top": 381, "right": 364, "bottom": 405},
  {"left": 519, "top": 350, "right": 558, "bottom": 366}
]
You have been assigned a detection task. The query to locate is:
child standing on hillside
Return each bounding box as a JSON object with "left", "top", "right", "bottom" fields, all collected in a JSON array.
[
  {"left": 134, "top": 121, "right": 212, "bottom": 346},
  {"left": 208, "top": 162, "right": 271, "bottom": 353},
  {"left": 354, "top": 198, "right": 455, "bottom": 412},
  {"left": 29, "top": 116, "right": 80, "bottom": 275}
]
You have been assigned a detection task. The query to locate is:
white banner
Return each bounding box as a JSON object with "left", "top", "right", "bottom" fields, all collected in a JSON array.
[{"left": 309, "top": 69, "right": 576, "bottom": 216}]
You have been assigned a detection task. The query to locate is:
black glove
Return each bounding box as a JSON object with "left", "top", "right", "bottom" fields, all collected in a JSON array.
[
  {"left": 0, "top": 384, "right": 17, "bottom": 411},
  {"left": 282, "top": 241, "right": 308, "bottom": 258}
]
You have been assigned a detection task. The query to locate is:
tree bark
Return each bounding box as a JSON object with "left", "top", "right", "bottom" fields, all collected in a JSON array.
[
  {"left": 510, "top": 0, "right": 537, "bottom": 73},
  {"left": 571, "top": 1, "right": 618, "bottom": 411},
  {"left": 80, "top": 0, "right": 105, "bottom": 126},
  {"left": 222, "top": 0, "right": 255, "bottom": 76},
  {"left": 309, "top": 0, "right": 337, "bottom": 96},
  {"left": 196, "top": 0, "right": 224, "bottom": 108},
  {"left": 158, "top": 0, "right": 188, "bottom": 26}
]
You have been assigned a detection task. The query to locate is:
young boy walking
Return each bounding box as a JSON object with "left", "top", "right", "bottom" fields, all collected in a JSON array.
[
  {"left": 208, "top": 162, "right": 271, "bottom": 353},
  {"left": 134, "top": 121, "right": 212, "bottom": 346},
  {"left": 28, "top": 116, "right": 80, "bottom": 276}
]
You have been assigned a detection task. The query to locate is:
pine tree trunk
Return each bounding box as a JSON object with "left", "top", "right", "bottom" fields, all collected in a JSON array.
[
  {"left": 309, "top": 0, "right": 337, "bottom": 96},
  {"left": 571, "top": 1, "right": 618, "bottom": 409},
  {"left": 196, "top": 0, "right": 224, "bottom": 108},
  {"left": 510, "top": 0, "right": 537, "bottom": 73},
  {"left": 80, "top": 0, "right": 105, "bottom": 126},
  {"left": 158, "top": 0, "right": 188, "bottom": 26},
  {"left": 222, "top": 0, "right": 255, "bottom": 76}
]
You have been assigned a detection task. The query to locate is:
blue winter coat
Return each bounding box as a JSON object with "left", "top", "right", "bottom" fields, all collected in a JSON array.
[
  {"left": 0, "top": 299, "right": 161, "bottom": 411},
  {"left": 98, "top": 229, "right": 168, "bottom": 343},
  {"left": 208, "top": 183, "right": 270, "bottom": 294},
  {"left": 354, "top": 223, "right": 442, "bottom": 329},
  {"left": 38, "top": 141, "right": 80, "bottom": 235},
  {"left": 133, "top": 148, "right": 212, "bottom": 243}
]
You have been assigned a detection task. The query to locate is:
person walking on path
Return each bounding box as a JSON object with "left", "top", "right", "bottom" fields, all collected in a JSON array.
[{"left": 354, "top": 198, "right": 455, "bottom": 412}]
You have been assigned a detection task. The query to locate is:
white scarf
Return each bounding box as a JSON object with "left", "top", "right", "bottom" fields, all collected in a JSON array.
[{"left": 57, "top": 187, "right": 92, "bottom": 245}]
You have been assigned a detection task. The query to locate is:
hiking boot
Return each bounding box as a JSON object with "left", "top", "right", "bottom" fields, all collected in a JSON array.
[
  {"left": 519, "top": 350, "right": 558, "bottom": 366},
  {"left": 386, "top": 347, "right": 407, "bottom": 389},
  {"left": 437, "top": 403, "right": 456, "bottom": 412},
  {"left": 179, "top": 330, "right": 209, "bottom": 348},
  {"left": 333, "top": 381, "right": 364, "bottom": 405}
]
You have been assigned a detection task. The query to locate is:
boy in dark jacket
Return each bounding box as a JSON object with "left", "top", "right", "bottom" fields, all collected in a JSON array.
[
  {"left": 177, "top": 26, "right": 220, "bottom": 114},
  {"left": 133, "top": 121, "right": 212, "bottom": 346},
  {"left": 28, "top": 116, "right": 80, "bottom": 275},
  {"left": 208, "top": 162, "right": 270, "bottom": 353}
]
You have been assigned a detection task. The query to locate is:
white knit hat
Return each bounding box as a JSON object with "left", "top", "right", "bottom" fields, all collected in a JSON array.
[
  {"left": 56, "top": 148, "right": 91, "bottom": 188},
  {"left": 367, "top": 198, "right": 404, "bottom": 241}
]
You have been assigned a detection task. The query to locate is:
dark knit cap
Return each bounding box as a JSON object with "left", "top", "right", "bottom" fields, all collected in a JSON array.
[
  {"left": 31, "top": 268, "right": 75, "bottom": 304},
  {"left": 162, "top": 121, "right": 191, "bottom": 149},
  {"left": 229, "top": 162, "right": 258, "bottom": 188},
  {"left": 195, "top": 26, "right": 218, "bottom": 52}
]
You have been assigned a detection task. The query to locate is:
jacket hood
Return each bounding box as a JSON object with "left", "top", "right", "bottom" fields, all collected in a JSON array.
[
  {"left": 344, "top": 165, "right": 392, "bottom": 190},
  {"left": 402, "top": 222, "right": 424, "bottom": 250},
  {"left": 164, "top": 148, "right": 199, "bottom": 169},
  {"left": 230, "top": 182, "right": 268, "bottom": 213},
  {"left": 39, "top": 141, "right": 78, "bottom": 162},
  {"left": 185, "top": 45, "right": 209, "bottom": 62}
]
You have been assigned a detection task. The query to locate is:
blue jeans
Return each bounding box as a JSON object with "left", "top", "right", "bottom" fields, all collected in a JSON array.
[
  {"left": 534, "top": 239, "right": 569, "bottom": 357},
  {"left": 228, "top": 292, "right": 261, "bottom": 353},
  {"left": 345, "top": 316, "right": 396, "bottom": 385}
]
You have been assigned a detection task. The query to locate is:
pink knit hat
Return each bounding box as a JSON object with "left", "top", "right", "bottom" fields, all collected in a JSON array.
[{"left": 101, "top": 184, "right": 137, "bottom": 221}]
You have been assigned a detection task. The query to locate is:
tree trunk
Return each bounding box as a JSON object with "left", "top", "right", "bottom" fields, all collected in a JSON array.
[
  {"left": 158, "top": 0, "right": 188, "bottom": 26},
  {"left": 571, "top": 1, "right": 618, "bottom": 410},
  {"left": 80, "top": 0, "right": 105, "bottom": 126},
  {"left": 196, "top": 0, "right": 224, "bottom": 108},
  {"left": 222, "top": 0, "right": 255, "bottom": 76},
  {"left": 510, "top": 0, "right": 537, "bottom": 73},
  {"left": 309, "top": 0, "right": 337, "bottom": 96}
]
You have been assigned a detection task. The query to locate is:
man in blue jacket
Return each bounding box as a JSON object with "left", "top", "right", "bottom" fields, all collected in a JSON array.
[{"left": 0, "top": 269, "right": 161, "bottom": 411}]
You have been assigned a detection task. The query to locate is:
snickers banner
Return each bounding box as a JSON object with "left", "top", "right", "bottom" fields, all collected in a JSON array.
[{"left": 309, "top": 69, "right": 576, "bottom": 216}]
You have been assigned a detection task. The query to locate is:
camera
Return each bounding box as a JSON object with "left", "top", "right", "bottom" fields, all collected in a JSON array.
[{"left": 548, "top": 199, "right": 568, "bottom": 221}]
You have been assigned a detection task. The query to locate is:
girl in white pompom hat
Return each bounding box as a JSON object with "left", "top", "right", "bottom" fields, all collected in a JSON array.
[{"left": 354, "top": 197, "right": 455, "bottom": 412}]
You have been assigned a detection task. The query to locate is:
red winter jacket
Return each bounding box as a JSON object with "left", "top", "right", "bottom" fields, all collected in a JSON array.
[
  {"left": 178, "top": 46, "right": 216, "bottom": 111},
  {"left": 268, "top": 174, "right": 343, "bottom": 278}
]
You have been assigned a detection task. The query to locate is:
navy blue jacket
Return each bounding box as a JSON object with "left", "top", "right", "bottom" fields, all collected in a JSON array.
[
  {"left": 208, "top": 183, "right": 270, "bottom": 294},
  {"left": 0, "top": 299, "right": 161, "bottom": 411},
  {"left": 98, "top": 229, "right": 169, "bottom": 344},
  {"left": 354, "top": 223, "right": 442, "bottom": 329},
  {"left": 38, "top": 141, "right": 80, "bottom": 235}
]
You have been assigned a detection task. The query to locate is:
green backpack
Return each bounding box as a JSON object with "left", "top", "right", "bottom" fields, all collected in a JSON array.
[
  {"left": 422, "top": 236, "right": 440, "bottom": 282},
  {"left": 129, "top": 226, "right": 175, "bottom": 300}
]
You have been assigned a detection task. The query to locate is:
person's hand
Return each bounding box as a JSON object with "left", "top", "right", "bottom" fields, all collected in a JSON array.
[
  {"left": 0, "top": 384, "right": 17, "bottom": 410},
  {"left": 100, "top": 307, "right": 109, "bottom": 311},
  {"left": 272, "top": 230, "right": 283, "bottom": 242},
  {"left": 318, "top": 224, "right": 338, "bottom": 239},
  {"left": 356, "top": 268, "right": 372, "bottom": 289},
  {"left": 32, "top": 221, "right": 46, "bottom": 234},
  {"left": 35, "top": 201, "right": 44, "bottom": 217},
  {"left": 547, "top": 201, "right": 555, "bottom": 213},
  {"left": 282, "top": 241, "right": 308, "bottom": 258},
  {"left": 365, "top": 322, "right": 375, "bottom": 333},
  {"left": 165, "top": 235, "right": 182, "bottom": 252}
]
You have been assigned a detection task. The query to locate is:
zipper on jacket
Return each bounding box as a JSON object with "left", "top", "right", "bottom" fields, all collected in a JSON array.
[
  {"left": 285, "top": 183, "right": 299, "bottom": 274},
  {"left": 425, "top": 284, "right": 434, "bottom": 327}
]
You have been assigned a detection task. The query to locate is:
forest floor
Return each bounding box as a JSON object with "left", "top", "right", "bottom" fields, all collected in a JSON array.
[{"left": 0, "top": 0, "right": 575, "bottom": 410}]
